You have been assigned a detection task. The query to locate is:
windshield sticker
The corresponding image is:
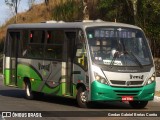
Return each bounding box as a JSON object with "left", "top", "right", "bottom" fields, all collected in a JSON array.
[
  {"left": 103, "top": 60, "right": 122, "bottom": 66},
  {"left": 95, "top": 30, "right": 99, "bottom": 37},
  {"left": 110, "top": 31, "right": 114, "bottom": 37},
  {"left": 132, "top": 32, "right": 135, "bottom": 37},
  {"left": 100, "top": 30, "right": 105, "bottom": 37},
  {"left": 95, "top": 57, "right": 102, "bottom": 61},
  {"left": 105, "top": 31, "right": 110, "bottom": 37}
]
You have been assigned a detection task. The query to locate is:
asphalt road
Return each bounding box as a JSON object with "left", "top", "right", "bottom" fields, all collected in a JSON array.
[{"left": 0, "top": 78, "right": 160, "bottom": 120}]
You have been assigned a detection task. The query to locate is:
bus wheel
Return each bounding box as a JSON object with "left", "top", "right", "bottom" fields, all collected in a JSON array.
[
  {"left": 25, "top": 82, "right": 34, "bottom": 100},
  {"left": 77, "top": 87, "right": 88, "bottom": 108},
  {"left": 129, "top": 101, "right": 148, "bottom": 109}
]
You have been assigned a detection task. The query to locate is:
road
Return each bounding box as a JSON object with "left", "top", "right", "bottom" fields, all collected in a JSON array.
[{"left": 0, "top": 78, "right": 160, "bottom": 120}]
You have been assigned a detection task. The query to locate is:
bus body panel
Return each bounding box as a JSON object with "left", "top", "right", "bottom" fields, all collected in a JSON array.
[{"left": 17, "top": 58, "right": 67, "bottom": 96}]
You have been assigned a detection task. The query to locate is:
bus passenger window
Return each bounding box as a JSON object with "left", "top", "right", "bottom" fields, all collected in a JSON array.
[
  {"left": 27, "top": 45, "right": 44, "bottom": 58},
  {"left": 47, "top": 30, "right": 64, "bottom": 44},
  {"left": 44, "top": 45, "right": 63, "bottom": 60},
  {"left": 24, "top": 30, "right": 45, "bottom": 59},
  {"left": 44, "top": 30, "right": 64, "bottom": 60},
  {"left": 30, "top": 31, "right": 45, "bottom": 43},
  {"left": 20, "top": 30, "right": 28, "bottom": 57}
]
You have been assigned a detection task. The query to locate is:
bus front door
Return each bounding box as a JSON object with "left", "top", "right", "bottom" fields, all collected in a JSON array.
[{"left": 4, "top": 32, "right": 20, "bottom": 86}]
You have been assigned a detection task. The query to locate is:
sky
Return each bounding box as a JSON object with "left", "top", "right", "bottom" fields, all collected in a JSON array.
[{"left": 0, "top": 0, "right": 43, "bottom": 26}]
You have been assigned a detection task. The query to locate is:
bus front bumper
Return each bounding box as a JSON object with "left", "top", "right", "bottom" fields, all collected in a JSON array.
[{"left": 91, "top": 81, "right": 155, "bottom": 101}]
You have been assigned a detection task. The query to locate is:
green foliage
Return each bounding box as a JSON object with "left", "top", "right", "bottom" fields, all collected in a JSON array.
[
  {"left": 52, "top": 0, "right": 83, "bottom": 21},
  {"left": 136, "top": 0, "right": 160, "bottom": 57},
  {"left": 97, "top": 0, "right": 134, "bottom": 24}
]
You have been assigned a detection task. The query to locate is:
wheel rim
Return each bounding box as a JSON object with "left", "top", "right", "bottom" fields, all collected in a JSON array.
[
  {"left": 26, "top": 85, "right": 31, "bottom": 97},
  {"left": 80, "top": 91, "right": 87, "bottom": 103}
]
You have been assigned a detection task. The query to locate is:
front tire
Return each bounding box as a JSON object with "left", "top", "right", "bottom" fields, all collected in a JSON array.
[
  {"left": 77, "top": 87, "right": 89, "bottom": 108},
  {"left": 25, "top": 82, "right": 34, "bottom": 100},
  {"left": 129, "top": 101, "right": 148, "bottom": 109}
]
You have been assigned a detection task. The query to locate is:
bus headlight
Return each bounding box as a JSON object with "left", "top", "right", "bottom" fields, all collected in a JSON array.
[
  {"left": 145, "top": 73, "right": 156, "bottom": 85},
  {"left": 94, "top": 73, "right": 109, "bottom": 85}
]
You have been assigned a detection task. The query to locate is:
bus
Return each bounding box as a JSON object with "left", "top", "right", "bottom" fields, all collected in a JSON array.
[{"left": 3, "top": 20, "right": 156, "bottom": 108}]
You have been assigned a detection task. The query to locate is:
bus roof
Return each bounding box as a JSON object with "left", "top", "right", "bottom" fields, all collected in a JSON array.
[{"left": 7, "top": 21, "right": 141, "bottom": 30}]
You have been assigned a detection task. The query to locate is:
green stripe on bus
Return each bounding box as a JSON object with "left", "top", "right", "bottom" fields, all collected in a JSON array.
[
  {"left": 4, "top": 69, "right": 10, "bottom": 85},
  {"left": 17, "top": 64, "right": 42, "bottom": 81}
]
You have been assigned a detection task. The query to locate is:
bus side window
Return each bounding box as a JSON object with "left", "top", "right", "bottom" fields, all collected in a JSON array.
[
  {"left": 20, "top": 30, "right": 28, "bottom": 57},
  {"left": 44, "top": 30, "right": 64, "bottom": 60},
  {"left": 26, "top": 30, "right": 45, "bottom": 58}
]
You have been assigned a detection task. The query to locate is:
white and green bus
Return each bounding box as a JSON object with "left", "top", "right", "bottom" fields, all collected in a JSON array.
[{"left": 3, "top": 20, "right": 156, "bottom": 108}]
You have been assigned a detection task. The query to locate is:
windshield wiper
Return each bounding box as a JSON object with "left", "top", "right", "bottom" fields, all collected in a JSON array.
[
  {"left": 120, "top": 38, "right": 143, "bottom": 69},
  {"left": 125, "top": 51, "right": 143, "bottom": 68},
  {"left": 110, "top": 51, "right": 143, "bottom": 68},
  {"left": 110, "top": 51, "right": 119, "bottom": 68}
]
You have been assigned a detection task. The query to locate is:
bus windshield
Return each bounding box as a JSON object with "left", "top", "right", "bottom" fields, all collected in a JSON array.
[{"left": 86, "top": 27, "right": 152, "bottom": 67}]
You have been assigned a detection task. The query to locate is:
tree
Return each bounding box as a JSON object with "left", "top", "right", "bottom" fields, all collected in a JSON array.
[
  {"left": 52, "top": 0, "right": 82, "bottom": 21},
  {"left": 83, "top": 0, "right": 89, "bottom": 20},
  {"left": 137, "top": 0, "right": 160, "bottom": 57},
  {"left": 45, "top": 0, "right": 49, "bottom": 6},
  {"left": 130, "top": 0, "right": 138, "bottom": 25},
  {"left": 5, "top": 0, "right": 21, "bottom": 23},
  {"left": 98, "top": 0, "right": 134, "bottom": 23}
]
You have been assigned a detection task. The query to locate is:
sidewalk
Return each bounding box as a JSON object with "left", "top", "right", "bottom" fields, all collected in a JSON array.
[
  {"left": 155, "top": 77, "right": 160, "bottom": 97},
  {"left": 155, "top": 91, "right": 160, "bottom": 96},
  {"left": 154, "top": 93, "right": 160, "bottom": 102}
]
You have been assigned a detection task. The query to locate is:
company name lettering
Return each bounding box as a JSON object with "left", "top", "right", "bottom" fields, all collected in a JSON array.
[
  {"left": 38, "top": 63, "right": 50, "bottom": 71},
  {"left": 130, "top": 75, "right": 144, "bottom": 79}
]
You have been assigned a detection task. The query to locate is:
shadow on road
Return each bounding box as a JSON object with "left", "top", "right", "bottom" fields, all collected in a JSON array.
[
  {"left": 0, "top": 89, "right": 25, "bottom": 98},
  {"left": 0, "top": 89, "right": 148, "bottom": 110}
]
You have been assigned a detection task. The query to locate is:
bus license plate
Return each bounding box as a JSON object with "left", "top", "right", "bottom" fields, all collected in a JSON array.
[{"left": 122, "top": 96, "right": 133, "bottom": 101}]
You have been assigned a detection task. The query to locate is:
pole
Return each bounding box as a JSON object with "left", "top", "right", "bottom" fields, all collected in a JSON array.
[{"left": 15, "top": 0, "right": 18, "bottom": 23}]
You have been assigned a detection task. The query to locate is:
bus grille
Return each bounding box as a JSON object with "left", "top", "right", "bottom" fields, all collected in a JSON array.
[
  {"left": 110, "top": 80, "right": 143, "bottom": 86},
  {"left": 113, "top": 90, "right": 140, "bottom": 96}
]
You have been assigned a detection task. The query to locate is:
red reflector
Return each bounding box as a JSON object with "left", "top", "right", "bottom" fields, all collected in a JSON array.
[
  {"left": 122, "top": 96, "right": 133, "bottom": 101},
  {"left": 47, "top": 34, "right": 50, "bottom": 38},
  {"left": 30, "top": 33, "right": 33, "bottom": 38}
]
